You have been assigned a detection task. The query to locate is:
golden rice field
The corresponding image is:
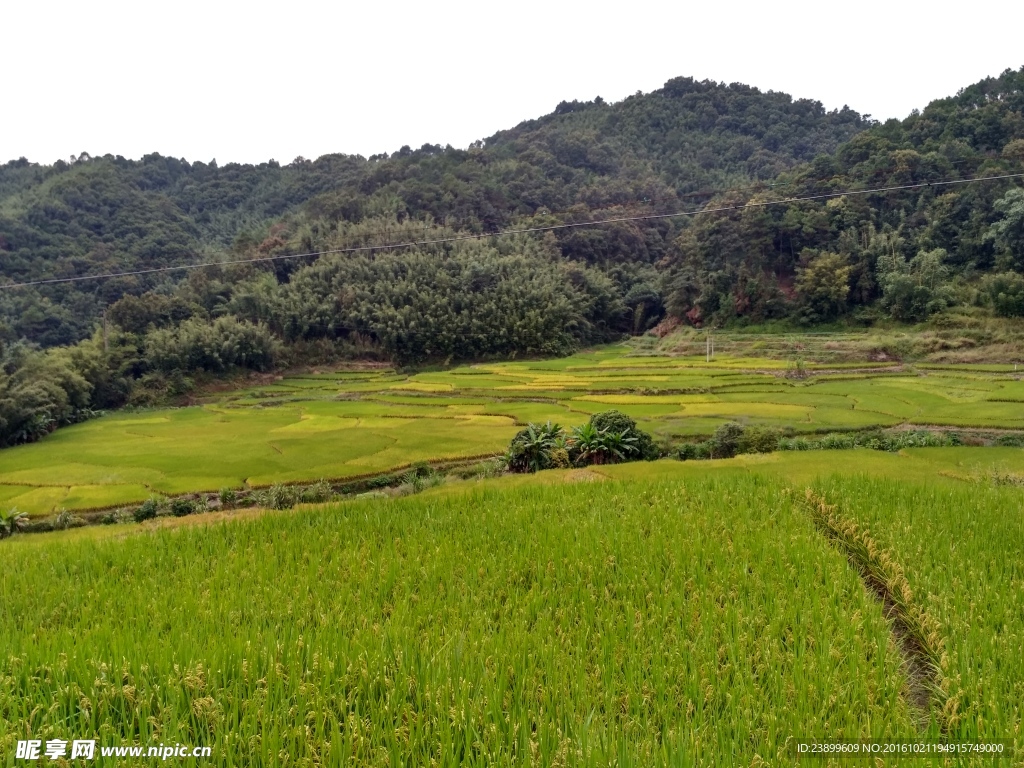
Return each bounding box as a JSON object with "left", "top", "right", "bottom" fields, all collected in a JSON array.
[{"left": 3, "top": 344, "right": 1024, "bottom": 515}]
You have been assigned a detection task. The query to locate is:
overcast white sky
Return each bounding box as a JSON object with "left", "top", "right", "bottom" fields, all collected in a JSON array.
[{"left": 3, "top": 0, "right": 1022, "bottom": 166}]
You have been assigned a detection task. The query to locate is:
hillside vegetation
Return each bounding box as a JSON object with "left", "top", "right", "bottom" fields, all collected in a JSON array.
[
  {"left": 1, "top": 69, "right": 1023, "bottom": 450},
  {"left": 663, "top": 68, "right": 1024, "bottom": 326},
  {"left": 0, "top": 77, "right": 867, "bottom": 346}
]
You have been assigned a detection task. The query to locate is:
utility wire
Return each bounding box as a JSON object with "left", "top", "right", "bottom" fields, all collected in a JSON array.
[
  {"left": 2, "top": 171, "right": 1022, "bottom": 291},
  {"left": 331, "top": 152, "right": 1002, "bottom": 244}
]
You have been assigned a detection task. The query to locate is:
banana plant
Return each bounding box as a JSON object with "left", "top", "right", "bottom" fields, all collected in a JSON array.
[
  {"left": 599, "top": 430, "right": 640, "bottom": 464},
  {"left": 570, "top": 422, "right": 606, "bottom": 465},
  {"left": 0, "top": 507, "right": 28, "bottom": 539}
]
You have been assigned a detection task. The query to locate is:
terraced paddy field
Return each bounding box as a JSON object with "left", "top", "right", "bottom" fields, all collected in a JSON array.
[{"left": 3, "top": 344, "right": 1024, "bottom": 515}]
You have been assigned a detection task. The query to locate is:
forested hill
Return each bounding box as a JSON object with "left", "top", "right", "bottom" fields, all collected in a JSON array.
[
  {"left": 3, "top": 69, "right": 1024, "bottom": 449},
  {"left": 661, "top": 67, "right": 1024, "bottom": 326},
  {"left": 0, "top": 77, "right": 869, "bottom": 346}
]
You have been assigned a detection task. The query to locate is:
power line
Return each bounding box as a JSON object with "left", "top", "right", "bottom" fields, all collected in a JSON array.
[
  {"left": 2, "top": 171, "right": 1022, "bottom": 291},
  {"left": 334, "top": 152, "right": 1001, "bottom": 244}
]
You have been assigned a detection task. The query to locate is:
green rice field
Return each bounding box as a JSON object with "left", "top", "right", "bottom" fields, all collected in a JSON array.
[
  {"left": 4, "top": 345, "right": 1024, "bottom": 516},
  {"left": 3, "top": 459, "right": 1023, "bottom": 765},
  {"left": 814, "top": 478, "right": 1024, "bottom": 748},
  {"left": 3, "top": 341, "right": 1024, "bottom": 762},
  {"left": 0, "top": 475, "right": 926, "bottom": 765}
]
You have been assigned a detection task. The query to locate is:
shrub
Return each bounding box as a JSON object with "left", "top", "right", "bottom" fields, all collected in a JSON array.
[
  {"left": 504, "top": 412, "right": 656, "bottom": 472},
  {"left": 354, "top": 490, "right": 388, "bottom": 500},
  {"left": 53, "top": 509, "right": 84, "bottom": 530},
  {"left": 300, "top": 480, "right": 334, "bottom": 504},
  {"left": 570, "top": 422, "right": 608, "bottom": 466},
  {"left": 678, "top": 424, "right": 780, "bottom": 460},
  {"left": 114, "top": 509, "right": 136, "bottom": 524},
  {"left": 601, "top": 430, "right": 641, "bottom": 463},
  {"left": 817, "top": 433, "right": 856, "bottom": 450},
  {"left": 709, "top": 422, "right": 745, "bottom": 459},
  {"left": 776, "top": 429, "right": 954, "bottom": 453},
  {"left": 588, "top": 410, "right": 659, "bottom": 460},
  {"left": 678, "top": 441, "right": 712, "bottom": 461},
  {"left": 454, "top": 460, "right": 504, "bottom": 480},
  {"left": 779, "top": 436, "right": 814, "bottom": 451},
  {"left": 0, "top": 507, "right": 29, "bottom": 539},
  {"left": 505, "top": 421, "right": 565, "bottom": 473},
  {"left": 570, "top": 422, "right": 640, "bottom": 466},
  {"left": 549, "top": 447, "right": 571, "bottom": 469},
  {"left": 740, "top": 426, "right": 780, "bottom": 454},
  {"left": 786, "top": 358, "right": 808, "bottom": 379},
  {"left": 258, "top": 484, "right": 300, "bottom": 510},
  {"left": 366, "top": 473, "right": 399, "bottom": 490},
  {"left": 133, "top": 498, "right": 160, "bottom": 523},
  {"left": 219, "top": 487, "right": 239, "bottom": 505},
  {"left": 171, "top": 498, "right": 197, "bottom": 517}
]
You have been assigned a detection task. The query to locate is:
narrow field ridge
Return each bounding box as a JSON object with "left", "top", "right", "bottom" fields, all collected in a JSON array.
[{"left": 798, "top": 489, "right": 954, "bottom": 732}]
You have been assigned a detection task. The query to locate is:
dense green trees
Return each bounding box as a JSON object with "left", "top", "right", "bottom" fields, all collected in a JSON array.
[
  {"left": 876, "top": 248, "right": 955, "bottom": 321},
  {"left": 982, "top": 272, "right": 1024, "bottom": 317},
  {"left": 988, "top": 188, "right": 1024, "bottom": 270},
  {"left": 0, "top": 234, "right": 628, "bottom": 445},
  {"left": 4, "top": 69, "right": 1023, "bottom": 349},
  {"left": 795, "top": 252, "right": 851, "bottom": 321},
  {"left": 145, "top": 316, "right": 279, "bottom": 373},
  {"left": 243, "top": 238, "right": 626, "bottom": 364},
  {"left": 0, "top": 341, "right": 94, "bottom": 447},
  {"left": 662, "top": 67, "right": 1024, "bottom": 325},
  {"left": 1, "top": 77, "right": 869, "bottom": 347}
]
